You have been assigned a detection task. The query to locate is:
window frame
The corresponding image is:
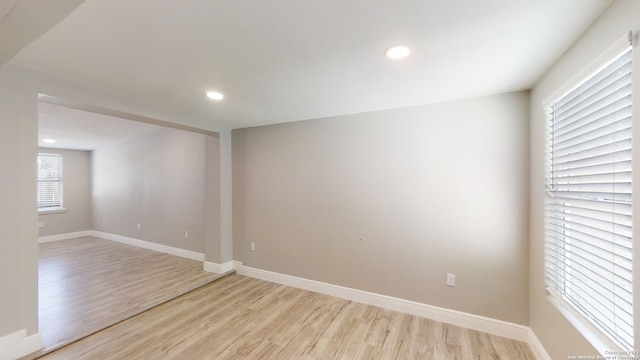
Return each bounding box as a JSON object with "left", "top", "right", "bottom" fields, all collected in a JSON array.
[
  {"left": 542, "top": 33, "right": 636, "bottom": 354},
  {"left": 37, "top": 152, "right": 65, "bottom": 213}
]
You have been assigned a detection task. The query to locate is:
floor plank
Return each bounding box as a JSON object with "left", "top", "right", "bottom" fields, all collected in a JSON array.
[
  {"left": 36, "top": 236, "right": 225, "bottom": 354},
  {"left": 38, "top": 274, "right": 536, "bottom": 360}
]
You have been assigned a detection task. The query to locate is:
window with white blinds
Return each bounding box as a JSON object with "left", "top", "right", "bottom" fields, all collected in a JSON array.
[
  {"left": 544, "top": 46, "right": 633, "bottom": 351},
  {"left": 37, "top": 153, "right": 63, "bottom": 209}
]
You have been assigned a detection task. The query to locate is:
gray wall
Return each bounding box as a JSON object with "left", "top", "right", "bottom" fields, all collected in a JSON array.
[
  {"left": 38, "top": 148, "right": 92, "bottom": 237},
  {"left": 0, "top": 67, "right": 39, "bottom": 339},
  {"left": 233, "top": 91, "right": 530, "bottom": 325},
  {"left": 91, "top": 127, "right": 208, "bottom": 253},
  {"left": 204, "top": 134, "right": 222, "bottom": 263},
  {"left": 529, "top": 0, "right": 640, "bottom": 357}
]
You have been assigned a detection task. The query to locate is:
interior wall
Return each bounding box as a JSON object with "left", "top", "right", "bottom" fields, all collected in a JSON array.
[
  {"left": 529, "top": 0, "right": 639, "bottom": 357},
  {"left": 0, "top": 67, "right": 39, "bottom": 339},
  {"left": 37, "top": 148, "right": 91, "bottom": 237},
  {"left": 91, "top": 127, "right": 207, "bottom": 253},
  {"left": 233, "top": 91, "right": 530, "bottom": 324},
  {"left": 205, "top": 134, "right": 222, "bottom": 263},
  {"left": 219, "top": 130, "right": 234, "bottom": 264}
]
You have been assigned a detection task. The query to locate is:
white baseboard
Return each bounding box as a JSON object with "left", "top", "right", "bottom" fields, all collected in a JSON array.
[
  {"left": 203, "top": 260, "right": 235, "bottom": 274},
  {"left": 93, "top": 231, "right": 204, "bottom": 262},
  {"left": 38, "top": 230, "right": 93, "bottom": 243},
  {"left": 235, "top": 262, "right": 530, "bottom": 343},
  {"left": 39, "top": 230, "right": 205, "bottom": 262},
  {"left": 0, "top": 329, "right": 42, "bottom": 360},
  {"left": 528, "top": 329, "right": 552, "bottom": 360}
]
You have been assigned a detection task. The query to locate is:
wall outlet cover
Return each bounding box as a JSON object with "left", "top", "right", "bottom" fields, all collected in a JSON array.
[{"left": 446, "top": 273, "right": 456, "bottom": 287}]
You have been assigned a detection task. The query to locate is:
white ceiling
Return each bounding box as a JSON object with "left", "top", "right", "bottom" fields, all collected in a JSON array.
[
  {"left": 10, "top": 0, "right": 611, "bottom": 131},
  {"left": 38, "top": 101, "right": 165, "bottom": 151}
]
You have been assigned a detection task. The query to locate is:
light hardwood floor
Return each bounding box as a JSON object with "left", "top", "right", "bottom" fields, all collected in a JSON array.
[
  {"left": 36, "top": 237, "right": 225, "bottom": 353},
  {"left": 38, "top": 274, "right": 536, "bottom": 360}
]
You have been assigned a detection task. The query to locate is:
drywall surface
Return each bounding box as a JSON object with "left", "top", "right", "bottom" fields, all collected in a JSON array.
[
  {"left": 91, "top": 127, "right": 207, "bottom": 253},
  {"left": 204, "top": 134, "right": 222, "bottom": 263},
  {"left": 233, "top": 91, "right": 530, "bottom": 324},
  {"left": 0, "top": 66, "right": 39, "bottom": 341}
]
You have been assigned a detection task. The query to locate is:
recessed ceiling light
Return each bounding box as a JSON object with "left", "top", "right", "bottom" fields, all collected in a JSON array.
[
  {"left": 206, "top": 91, "right": 224, "bottom": 100},
  {"left": 384, "top": 45, "right": 410, "bottom": 60},
  {"left": 42, "top": 139, "right": 56, "bottom": 144}
]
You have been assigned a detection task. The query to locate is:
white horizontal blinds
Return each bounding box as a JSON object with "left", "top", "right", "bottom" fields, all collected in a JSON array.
[
  {"left": 544, "top": 46, "right": 633, "bottom": 350},
  {"left": 37, "top": 153, "right": 62, "bottom": 208}
]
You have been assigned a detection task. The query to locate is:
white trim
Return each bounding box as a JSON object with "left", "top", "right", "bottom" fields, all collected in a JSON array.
[
  {"left": 546, "top": 289, "right": 624, "bottom": 355},
  {"left": 93, "top": 231, "right": 204, "bottom": 262},
  {"left": 37, "top": 207, "right": 67, "bottom": 214},
  {"left": 0, "top": 329, "right": 43, "bottom": 360},
  {"left": 528, "top": 329, "right": 552, "bottom": 360},
  {"left": 203, "top": 261, "right": 220, "bottom": 273},
  {"left": 235, "top": 262, "right": 530, "bottom": 342},
  {"left": 543, "top": 31, "right": 633, "bottom": 106},
  {"left": 38, "top": 230, "right": 93, "bottom": 243},
  {"left": 38, "top": 230, "right": 205, "bottom": 262},
  {"left": 203, "top": 260, "right": 235, "bottom": 274}
]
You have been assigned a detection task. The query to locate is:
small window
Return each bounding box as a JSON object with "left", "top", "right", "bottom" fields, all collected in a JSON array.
[
  {"left": 37, "top": 153, "right": 63, "bottom": 211},
  {"left": 544, "top": 45, "right": 633, "bottom": 351}
]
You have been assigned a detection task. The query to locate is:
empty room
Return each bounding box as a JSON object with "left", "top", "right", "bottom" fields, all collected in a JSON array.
[
  {"left": 0, "top": 1, "right": 638, "bottom": 359},
  {"left": 35, "top": 101, "right": 226, "bottom": 352}
]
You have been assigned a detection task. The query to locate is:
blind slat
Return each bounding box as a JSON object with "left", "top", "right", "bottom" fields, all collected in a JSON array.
[{"left": 555, "top": 50, "right": 633, "bottom": 110}]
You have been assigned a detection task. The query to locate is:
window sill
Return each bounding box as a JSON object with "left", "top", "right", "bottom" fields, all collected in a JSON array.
[
  {"left": 546, "top": 288, "right": 626, "bottom": 355},
  {"left": 38, "top": 207, "right": 67, "bottom": 214}
]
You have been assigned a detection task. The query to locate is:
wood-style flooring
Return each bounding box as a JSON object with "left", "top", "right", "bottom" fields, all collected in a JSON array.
[
  {"left": 36, "top": 237, "right": 225, "bottom": 353},
  {"left": 39, "top": 274, "right": 536, "bottom": 360}
]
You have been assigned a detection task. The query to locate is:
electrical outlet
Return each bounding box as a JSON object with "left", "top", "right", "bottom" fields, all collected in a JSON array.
[
  {"left": 250, "top": 242, "right": 255, "bottom": 252},
  {"left": 137, "top": 223, "right": 142, "bottom": 230},
  {"left": 184, "top": 231, "right": 189, "bottom": 239},
  {"left": 102, "top": 220, "right": 106, "bottom": 227},
  {"left": 446, "top": 273, "right": 456, "bottom": 287}
]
